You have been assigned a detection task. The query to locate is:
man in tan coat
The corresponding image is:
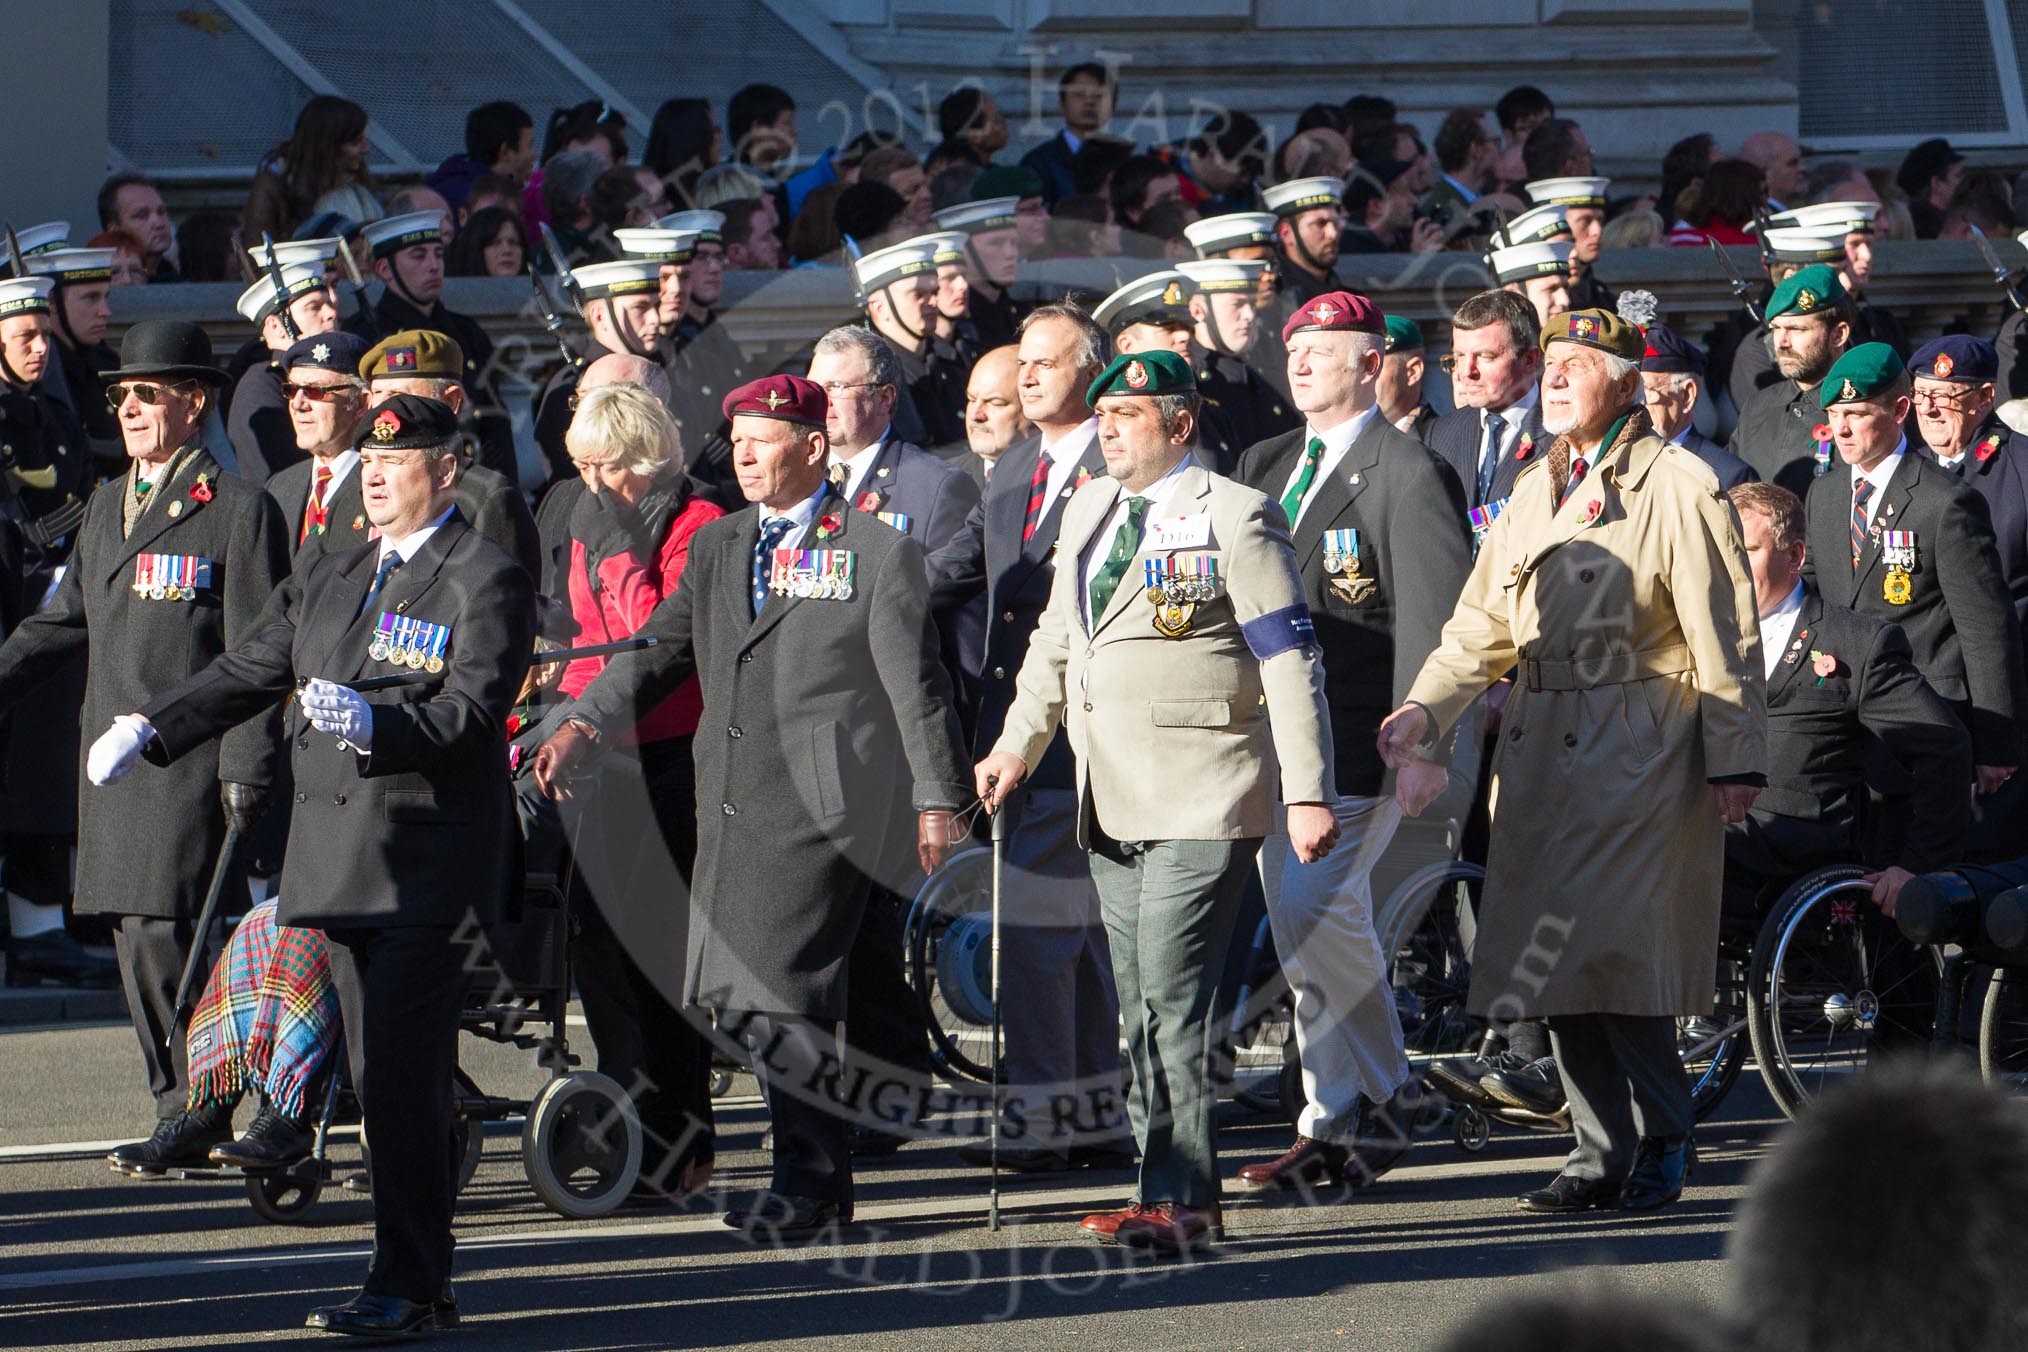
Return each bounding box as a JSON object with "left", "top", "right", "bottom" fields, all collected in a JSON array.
[
  {"left": 978, "top": 347, "right": 1339, "bottom": 1252},
  {"left": 1379, "top": 307, "right": 1765, "bottom": 1217}
]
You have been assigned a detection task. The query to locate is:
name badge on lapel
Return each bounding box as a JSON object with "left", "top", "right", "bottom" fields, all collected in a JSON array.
[
  {"left": 1145, "top": 513, "right": 1211, "bottom": 552},
  {"left": 1143, "top": 555, "right": 1220, "bottom": 637},
  {"left": 132, "top": 553, "right": 214, "bottom": 601},
  {"left": 1322, "top": 528, "right": 1376, "bottom": 605},
  {"left": 769, "top": 548, "right": 858, "bottom": 600},
  {"left": 1881, "top": 530, "right": 1917, "bottom": 605}
]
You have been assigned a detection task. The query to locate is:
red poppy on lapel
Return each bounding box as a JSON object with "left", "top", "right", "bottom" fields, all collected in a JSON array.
[
  {"left": 1977, "top": 436, "right": 2001, "bottom": 462},
  {"left": 189, "top": 474, "right": 213, "bottom": 503},
  {"left": 854, "top": 490, "right": 882, "bottom": 513},
  {"left": 815, "top": 513, "right": 844, "bottom": 541},
  {"left": 1582, "top": 499, "right": 1602, "bottom": 524},
  {"left": 1513, "top": 435, "right": 1534, "bottom": 461}
]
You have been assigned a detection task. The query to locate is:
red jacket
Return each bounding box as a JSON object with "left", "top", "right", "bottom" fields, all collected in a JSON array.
[{"left": 560, "top": 494, "right": 724, "bottom": 743}]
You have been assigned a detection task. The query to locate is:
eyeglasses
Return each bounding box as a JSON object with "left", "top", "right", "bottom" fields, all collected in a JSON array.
[
  {"left": 1911, "top": 386, "right": 1980, "bottom": 410},
  {"left": 106, "top": 381, "right": 196, "bottom": 410},
  {"left": 282, "top": 381, "right": 363, "bottom": 403},
  {"left": 819, "top": 380, "right": 884, "bottom": 397}
]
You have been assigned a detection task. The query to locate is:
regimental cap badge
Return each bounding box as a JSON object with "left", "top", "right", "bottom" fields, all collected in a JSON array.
[
  {"left": 1124, "top": 359, "right": 1149, "bottom": 389},
  {"left": 311, "top": 342, "right": 330, "bottom": 362},
  {"left": 1309, "top": 301, "right": 1339, "bottom": 325},
  {"left": 1840, "top": 378, "right": 1859, "bottom": 401},
  {"left": 1160, "top": 280, "right": 1183, "bottom": 305},
  {"left": 1798, "top": 288, "right": 1818, "bottom": 310},
  {"left": 387, "top": 346, "right": 417, "bottom": 372},
  {"left": 372, "top": 410, "right": 401, "bottom": 442},
  {"left": 1935, "top": 353, "right": 1955, "bottom": 378},
  {"left": 760, "top": 390, "right": 788, "bottom": 410},
  {"left": 1571, "top": 314, "right": 1598, "bottom": 339}
]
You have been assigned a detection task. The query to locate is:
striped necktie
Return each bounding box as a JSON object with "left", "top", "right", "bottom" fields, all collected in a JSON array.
[
  {"left": 303, "top": 464, "right": 332, "bottom": 545},
  {"left": 1850, "top": 477, "right": 1875, "bottom": 568},
  {"left": 1279, "top": 437, "right": 1325, "bottom": 525},
  {"left": 1022, "top": 449, "right": 1054, "bottom": 542}
]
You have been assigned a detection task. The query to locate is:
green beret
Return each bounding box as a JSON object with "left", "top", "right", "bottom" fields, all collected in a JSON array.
[
  {"left": 973, "top": 165, "right": 1045, "bottom": 202},
  {"left": 1539, "top": 308, "right": 1644, "bottom": 363},
  {"left": 1766, "top": 263, "right": 1847, "bottom": 321},
  {"left": 1819, "top": 342, "right": 1906, "bottom": 409},
  {"left": 1086, "top": 350, "right": 1196, "bottom": 406},
  {"left": 1383, "top": 314, "right": 1424, "bottom": 353}
]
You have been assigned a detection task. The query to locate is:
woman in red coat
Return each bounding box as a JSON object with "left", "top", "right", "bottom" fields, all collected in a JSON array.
[{"left": 561, "top": 381, "right": 724, "bottom": 1199}]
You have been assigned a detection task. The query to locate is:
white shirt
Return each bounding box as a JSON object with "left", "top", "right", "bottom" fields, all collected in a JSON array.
[
  {"left": 1081, "top": 454, "right": 1195, "bottom": 630},
  {"left": 1759, "top": 580, "right": 1806, "bottom": 681},
  {"left": 1850, "top": 438, "right": 1907, "bottom": 527},
  {"left": 375, "top": 504, "right": 456, "bottom": 567},
  {"left": 831, "top": 429, "right": 889, "bottom": 502},
  {"left": 1480, "top": 387, "right": 1539, "bottom": 468},
  {"left": 758, "top": 480, "right": 831, "bottom": 552},
  {"left": 1281, "top": 406, "right": 1379, "bottom": 527},
  {"left": 309, "top": 449, "right": 360, "bottom": 501},
  {"left": 1037, "top": 418, "right": 1097, "bottom": 512}
]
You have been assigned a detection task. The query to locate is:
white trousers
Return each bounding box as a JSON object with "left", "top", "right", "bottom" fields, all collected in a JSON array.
[{"left": 1261, "top": 794, "right": 1411, "bottom": 1142}]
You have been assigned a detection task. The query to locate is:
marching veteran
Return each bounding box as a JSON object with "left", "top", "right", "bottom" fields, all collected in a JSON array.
[
  {"left": 1379, "top": 307, "right": 1765, "bottom": 1218},
  {"left": 976, "top": 348, "right": 1340, "bottom": 1254}
]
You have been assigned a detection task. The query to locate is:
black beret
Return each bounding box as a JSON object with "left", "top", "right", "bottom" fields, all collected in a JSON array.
[{"left": 357, "top": 394, "right": 459, "bottom": 450}]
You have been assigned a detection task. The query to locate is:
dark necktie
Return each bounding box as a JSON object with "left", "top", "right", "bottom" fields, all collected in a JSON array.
[
  {"left": 358, "top": 552, "right": 402, "bottom": 619},
  {"left": 753, "top": 516, "right": 794, "bottom": 616},
  {"left": 1087, "top": 496, "right": 1150, "bottom": 623},
  {"left": 1022, "top": 449, "right": 1055, "bottom": 542},
  {"left": 1561, "top": 455, "right": 1589, "bottom": 507},
  {"left": 1477, "top": 412, "right": 1506, "bottom": 505},
  {"left": 1851, "top": 477, "right": 1875, "bottom": 568}
]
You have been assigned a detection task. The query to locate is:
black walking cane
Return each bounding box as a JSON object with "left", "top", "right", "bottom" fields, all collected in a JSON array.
[
  {"left": 326, "top": 637, "right": 660, "bottom": 694},
  {"left": 987, "top": 775, "right": 1009, "bottom": 1232},
  {"left": 166, "top": 786, "right": 261, "bottom": 1042}
]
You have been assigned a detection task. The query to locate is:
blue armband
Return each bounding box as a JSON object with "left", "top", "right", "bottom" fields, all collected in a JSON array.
[{"left": 1241, "top": 604, "right": 1316, "bottom": 661}]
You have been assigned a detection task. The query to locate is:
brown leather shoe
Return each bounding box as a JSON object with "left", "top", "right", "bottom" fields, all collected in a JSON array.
[
  {"left": 1234, "top": 1135, "right": 1351, "bottom": 1191},
  {"left": 1078, "top": 1202, "right": 1149, "bottom": 1242},
  {"left": 1115, "top": 1202, "right": 1223, "bottom": 1251}
]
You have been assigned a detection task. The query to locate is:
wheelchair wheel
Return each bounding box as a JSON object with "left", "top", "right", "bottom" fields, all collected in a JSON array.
[
  {"left": 453, "top": 1069, "right": 484, "bottom": 1195},
  {"left": 245, "top": 1160, "right": 323, "bottom": 1224},
  {"left": 903, "top": 846, "right": 997, "bottom": 1084},
  {"left": 1747, "top": 865, "right": 1941, "bottom": 1121},
  {"left": 1684, "top": 951, "right": 1750, "bottom": 1122},
  {"left": 1978, "top": 970, "right": 2028, "bottom": 1093},
  {"left": 1377, "top": 860, "right": 1484, "bottom": 1060},
  {"left": 521, "top": 1071, "right": 642, "bottom": 1218}
]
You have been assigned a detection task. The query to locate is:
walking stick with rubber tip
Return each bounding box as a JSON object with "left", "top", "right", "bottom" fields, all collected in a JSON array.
[{"left": 987, "top": 773, "right": 1007, "bottom": 1232}]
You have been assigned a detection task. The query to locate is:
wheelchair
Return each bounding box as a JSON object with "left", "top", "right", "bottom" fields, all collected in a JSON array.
[{"left": 173, "top": 867, "right": 646, "bottom": 1226}]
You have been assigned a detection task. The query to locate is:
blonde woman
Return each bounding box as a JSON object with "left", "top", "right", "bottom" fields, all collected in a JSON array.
[{"left": 560, "top": 381, "right": 724, "bottom": 1200}]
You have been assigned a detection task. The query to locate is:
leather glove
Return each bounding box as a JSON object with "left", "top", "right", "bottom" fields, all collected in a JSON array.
[
  {"left": 221, "top": 780, "right": 271, "bottom": 834},
  {"left": 569, "top": 484, "right": 656, "bottom": 564},
  {"left": 918, "top": 809, "right": 966, "bottom": 876},
  {"left": 87, "top": 714, "right": 154, "bottom": 786},
  {"left": 532, "top": 717, "right": 600, "bottom": 802},
  {"left": 300, "top": 678, "right": 373, "bottom": 750}
]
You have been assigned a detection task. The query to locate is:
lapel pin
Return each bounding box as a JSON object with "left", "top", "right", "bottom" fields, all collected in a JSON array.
[
  {"left": 396, "top": 600, "right": 411, "bottom": 613},
  {"left": 878, "top": 467, "right": 890, "bottom": 477},
  {"left": 167, "top": 501, "right": 183, "bottom": 518},
  {"left": 1349, "top": 473, "right": 1361, "bottom": 485}
]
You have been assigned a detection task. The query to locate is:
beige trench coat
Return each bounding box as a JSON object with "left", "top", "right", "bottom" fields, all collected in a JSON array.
[{"left": 1406, "top": 411, "right": 1765, "bottom": 1018}]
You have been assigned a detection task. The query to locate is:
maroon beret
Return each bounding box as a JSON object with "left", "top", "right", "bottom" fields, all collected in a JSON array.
[
  {"left": 1281, "top": 290, "right": 1386, "bottom": 344},
  {"left": 722, "top": 373, "right": 828, "bottom": 429}
]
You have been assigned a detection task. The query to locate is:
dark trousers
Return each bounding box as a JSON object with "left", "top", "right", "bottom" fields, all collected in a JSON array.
[
  {"left": 843, "top": 885, "right": 934, "bottom": 1099},
  {"left": 1547, "top": 1013, "right": 1691, "bottom": 1182},
  {"left": 114, "top": 914, "right": 216, "bottom": 1117},
  {"left": 572, "top": 736, "right": 715, "bottom": 1182},
  {"left": 327, "top": 924, "right": 470, "bottom": 1305},
  {"left": 741, "top": 1012, "right": 853, "bottom": 1210}
]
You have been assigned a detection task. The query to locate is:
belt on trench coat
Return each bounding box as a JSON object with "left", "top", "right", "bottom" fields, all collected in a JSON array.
[{"left": 1517, "top": 643, "right": 1692, "bottom": 692}]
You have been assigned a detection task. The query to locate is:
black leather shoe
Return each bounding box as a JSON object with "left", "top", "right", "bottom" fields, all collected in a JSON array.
[
  {"left": 108, "top": 1109, "right": 234, "bottom": 1175},
  {"left": 1424, "top": 1049, "right": 1531, "bottom": 1108},
  {"left": 5, "top": 930, "right": 119, "bottom": 988},
  {"left": 1481, "top": 1057, "right": 1565, "bottom": 1114},
  {"left": 1517, "top": 1171, "right": 1625, "bottom": 1214},
  {"left": 957, "top": 1140, "right": 1073, "bottom": 1171},
  {"left": 848, "top": 1124, "right": 910, "bottom": 1157},
  {"left": 1068, "top": 1143, "right": 1138, "bottom": 1170},
  {"left": 1620, "top": 1135, "right": 1694, "bottom": 1211},
  {"left": 304, "top": 1293, "right": 443, "bottom": 1337},
  {"left": 211, "top": 1106, "right": 313, "bottom": 1169},
  {"left": 722, "top": 1194, "right": 850, "bottom": 1238}
]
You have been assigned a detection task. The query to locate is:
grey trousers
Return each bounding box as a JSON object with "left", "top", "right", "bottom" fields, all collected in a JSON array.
[
  {"left": 1547, "top": 1012, "right": 1692, "bottom": 1181},
  {"left": 1000, "top": 788, "right": 1122, "bottom": 1151},
  {"left": 1089, "top": 831, "right": 1260, "bottom": 1208}
]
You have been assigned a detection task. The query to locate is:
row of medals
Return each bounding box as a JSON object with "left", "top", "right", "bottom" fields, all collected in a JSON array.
[
  {"left": 1325, "top": 544, "right": 1376, "bottom": 604},
  {"left": 773, "top": 571, "right": 855, "bottom": 600},
  {"left": 133, "top": 582, "right": 194, "bottom": 601},
  {"left": 369, "top": 638, "right": 445, "bottom": 673},
  {"left": 1147, "top": 573, "right": 1216, "bottom": 637}
]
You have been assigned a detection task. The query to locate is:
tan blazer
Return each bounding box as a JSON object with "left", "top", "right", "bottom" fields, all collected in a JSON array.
[
  {"left": 1406, "top": 411, "right": 1765, "bottom": 1017},
  {"left": 995, "top": 460, "right": 1335, "bottom": 844}
]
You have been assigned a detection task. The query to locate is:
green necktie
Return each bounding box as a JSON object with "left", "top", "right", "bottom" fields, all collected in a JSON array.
[
  {"left": 1088, "top": 495, "right": 1151, "bottom": 622},
  {"left": 1279, "top": 436, "right": 1325, "bottom": 525}
]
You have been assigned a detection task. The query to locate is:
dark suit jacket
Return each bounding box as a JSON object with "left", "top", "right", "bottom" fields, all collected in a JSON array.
[
  {"left": 268, "top": 457, "right": 372, "bottom": 569},
  {"left": 1237, "top": 417, "right": 1473, "bottom": 795},
  {"left": 1424, "top": 400, "right": 1547, "bottom": 511},
  {"left": 227, "top": 357, "right": 305, "bottom": 483},
  {"left": 575, "top": 501, "right": 969, "bottom": 1019},
  {"left": 1673, "top": 427, "right": 1759, "bottom": 490},
  {"left": 1018, "top": 131, "right": 1080, "bottom": 206},
  {"left": 140, "top": 513, "right": 533, "bottom": 928},
  {"left": 1193, "top": 341, "right": 1299, "bottom": 473},
  {"left": 1919, "top": 415, "right": 2028, "bottom": 633},
  {"left": 1803, "top": 449, "right": 2026, "bottom": 765},
  {"left": 1751, "top": 585, "right": 1969, "bottom": 873},
  {"left": 0, "top": 449, "right": 289, "bottom": 918},
  {"left": 455, "top": 463, "right": 541, "bottom": 582}
]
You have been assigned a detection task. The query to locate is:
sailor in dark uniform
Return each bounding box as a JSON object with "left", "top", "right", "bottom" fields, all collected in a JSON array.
[
  {"left": 1186, "top": 210, "right": 1292, "bottom": 400},
  {"left": 853, "top": 239, "right": 968, "bottom": 449},
  {"left": 29, "top": 244, "right": 124, "bottom": 475},
  {"left": 1264, "top": 177, "right": 1346, "bottom": 313},
  {"left": 1175, "top": 257, "right": 1298, "bottom": 471},
  {"left": 925, "top": 230, "right": 984, "bottom": 375},
  {"left": 532, "top": 257, "right": 667, "bottom": 487},
  {"left": 612, "top": 224, "right": 734, "bottom": 502},
  {"left": 348, "top": 210, "right": 518, "bottom": 484},
  {"left": 228, "top": 260, "right": 344, "bottom": 482},
  {"left": 930, "top": 196, "right": 1026, "bottom": 350},
  {"left": 1524, "top": 175, "right": 1613, "bottom": 311}
]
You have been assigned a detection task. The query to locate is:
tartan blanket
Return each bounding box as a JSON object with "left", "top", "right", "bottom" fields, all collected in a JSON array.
[{"left": 185, "top": 899, "right": 340, "bottom": 1118}]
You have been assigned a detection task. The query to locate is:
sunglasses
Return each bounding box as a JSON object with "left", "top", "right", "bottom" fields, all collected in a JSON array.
[
  {"left": 106, "top": 381, "right": 197, "bottom": 410},
  {"left": 282, "top": 381, "right": 363, "bottom": 403}
]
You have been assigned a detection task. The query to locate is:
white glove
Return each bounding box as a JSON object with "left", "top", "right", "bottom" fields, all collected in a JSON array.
[
  {"left": 87, "top": 714, "right": 155, "bottom": 786},
  {"left": 300, "top": 678, "right": 373, "bottom": 751}
]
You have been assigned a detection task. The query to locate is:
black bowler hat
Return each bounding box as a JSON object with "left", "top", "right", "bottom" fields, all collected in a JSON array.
[{"left": 103, "top": 320, "right": 229, "bottom": 386}]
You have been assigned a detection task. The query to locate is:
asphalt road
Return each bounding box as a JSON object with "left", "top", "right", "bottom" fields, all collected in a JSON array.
[{"left": 0, "top": 1018, "right": 1769, "bottom": 1350}]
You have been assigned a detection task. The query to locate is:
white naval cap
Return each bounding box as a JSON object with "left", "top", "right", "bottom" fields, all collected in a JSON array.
[
  {"left": 614, "top": 227, "right": 701, "bottom": 262},
  {"left": 931, "top": 197, "right": 1020, "bottom": 235},
  {"left": 248, "top": 236, "right": 342, "bottom": 271},
  {"left": 854, "top": 239, "right": 938, "bottom": 295},
  {"left": 0, "top": 221, "right": 71, "bottom": 271},
  {"left": 360, "top": 210, "right": 445, "bottom": 257},
  {"left": 570, "top": 257, "right": 664, "bottom": 300},
  {"left": 1525, "top": 176, "right": 1610, "bottom": 209},
  {"left": 655, "top": 209, "right": 726, "bottom": 243},
  {"left": 1092, "top": 270, "right": 1193, "bottom": 332},
  {"left": 1260, "top": 178, "right": 1343, "bottom": 218},
  {"left": 1495, "top": 202, "right": 1572, "bottom": 249},
  {"left": 1762, "top": 227, "right": 1849, "bottom": 264},
  {"left": 1487, "top": 239, "right": 1574, "bottom": 284},
  {"left": 0, "top": 275, "right": 55, "bottom": 318},
  {"left": 27, "top": 247, "right": 117, "bottom": 285},
  {"left": 1174, "top": 258, "right": 1267, "bottom": 293},
  {"left": 918, "top": 231, "right": 970, "bottom": 266},
  {"left": 1183, "top": 211, "right": 1278, "bottom": 256},
  {"left": 1763, "top": 201, "right": 1881, "bottom": 235},
  {"left": 235, "top": 263, "right": 330, "bottom": 325}
]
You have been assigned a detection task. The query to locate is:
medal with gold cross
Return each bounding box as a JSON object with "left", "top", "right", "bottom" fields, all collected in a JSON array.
[
  {"left": 1143, "top": 556, "right": 1218, "bottom": 636},
  {"left": 1881, "top": 530, "right": 1916, "bottom": 606}
]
